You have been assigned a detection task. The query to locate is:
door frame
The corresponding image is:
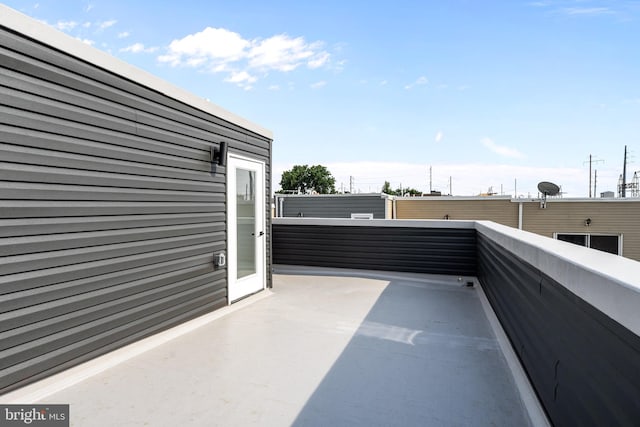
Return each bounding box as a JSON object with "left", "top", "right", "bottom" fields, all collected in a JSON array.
[{"left": 227, "top": 153, "right": 266, "bottom": 303}]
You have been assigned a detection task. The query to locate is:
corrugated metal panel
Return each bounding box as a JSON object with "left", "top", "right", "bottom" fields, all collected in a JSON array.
[
  {"left": 0, "top": 23, "right": 271, "bottom": 393},
  {"left": 281, "top": 195, "right": 386, "bottom": 218},
  {"left": 272, "top": 224, "right": 476, "bottom": 276},
  {"left": 477, "top": 233, "right": 640, "bottom": 426},
  {"left": 396, "top": 198, "right": 518, "bottom": 227},
  {"left": 522, "top": 201, "right": 640, "bottom": 260}
]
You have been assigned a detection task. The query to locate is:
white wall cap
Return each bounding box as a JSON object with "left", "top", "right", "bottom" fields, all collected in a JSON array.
[
  {"left": 475, "top": 220, "right": 640, "bottom": 336},
  {"left": 273, "top": 217, "right": 476, "bottom": 229}
]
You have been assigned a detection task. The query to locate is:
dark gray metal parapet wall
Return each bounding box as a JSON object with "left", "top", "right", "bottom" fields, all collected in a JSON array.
[
  {"left": 478, "top": 235, "right": 640, "bottom": 426},
  {"left": 272, "top": 219, "right": 477, "bottom": 276},
  {"left": 475, "top": 224, "right": 640, "bottom": 427},
  {"left": 0, "top": 6, "right": 272, "bottom": 394}
]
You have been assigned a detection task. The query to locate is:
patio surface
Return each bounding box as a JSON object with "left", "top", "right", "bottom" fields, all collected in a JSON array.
[{"left": 32, "top": 267, "right": 533, "bottom": 426}]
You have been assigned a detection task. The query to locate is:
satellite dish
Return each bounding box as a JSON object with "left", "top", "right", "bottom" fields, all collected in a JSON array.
[{"left": 537, "top": 181, "right": 560, "bottom": 197}]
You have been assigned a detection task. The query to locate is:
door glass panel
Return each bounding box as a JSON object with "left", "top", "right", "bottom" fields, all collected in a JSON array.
[{"left": 236, "top": 168, "right": 256, "bottom": 279}]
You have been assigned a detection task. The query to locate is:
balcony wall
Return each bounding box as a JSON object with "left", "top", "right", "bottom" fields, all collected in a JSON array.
[
  {"left": 272, "top": 218, "right": 640, "bottom": 427},
  {"left": 272, "top": 219, "right": 476, "bottom": 276}
]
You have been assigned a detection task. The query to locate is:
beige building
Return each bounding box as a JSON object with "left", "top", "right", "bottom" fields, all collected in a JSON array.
[{"left": 395, "top": 196, "right": 640, "bottom": 261}]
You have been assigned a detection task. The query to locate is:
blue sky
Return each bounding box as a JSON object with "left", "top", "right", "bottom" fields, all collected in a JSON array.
[{"left": 4, "top": 0, "right": 639, "bottom": 196}]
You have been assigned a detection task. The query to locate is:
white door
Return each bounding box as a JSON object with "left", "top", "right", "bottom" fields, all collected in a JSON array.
[{"left": 227, "top": 154, "right": 266, "bottom": 303}]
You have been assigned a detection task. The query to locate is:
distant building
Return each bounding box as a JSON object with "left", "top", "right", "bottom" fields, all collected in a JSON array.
[
  {"left": 274, "top": 193, "right": 393, "bottom": 219},
  {"left": 395, "top": 196, "right": 640, "bottom": 261}
]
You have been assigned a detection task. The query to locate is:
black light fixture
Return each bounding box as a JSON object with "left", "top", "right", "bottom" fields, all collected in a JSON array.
[
  {"left": 585, "top": 218, "right": 592, "bottom": 227},
  {"left": 211, "top": 141, "right": 228, "bottom": 167}
]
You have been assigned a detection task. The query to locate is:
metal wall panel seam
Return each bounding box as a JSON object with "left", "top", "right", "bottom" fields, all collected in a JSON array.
[
  {"left": 0, "top": 107, "right": 209, "bottom": 161},
  {"left": 0, "top": 143, "right": 218, "bottom": 182},
  {"left": 0, "top": 125, "right": 212, "bottom": 171},
  {"left": 0, "top": 201, "right": 223, "bottom": 218},
  {"left": 0, "top": 247, "right": 216, "bottom": 295},
  {"left": 0, "top": 163, "right": 220, "bottom": 192},
  {"left": 0, "top": 213, "right": 222, "bottom": 237},
  {"left": 0, "top": 273, "right": 221, "bottom": 357},
  {"left": 1, "top": 262, "right": 218, "bottom": 316},
  {"left": 0, "top": 262, "right": 218, "bottom": 314},
  {"left": 0, "top": 223, "right": 218, "bottom": 256}
]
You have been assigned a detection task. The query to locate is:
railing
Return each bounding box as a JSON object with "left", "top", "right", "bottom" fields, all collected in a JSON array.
[{"left": 272, "top": 218, "right": 640, "bottom": 427}]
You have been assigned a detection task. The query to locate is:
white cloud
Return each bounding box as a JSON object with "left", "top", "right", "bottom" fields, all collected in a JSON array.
[
  {"left": 82, "top": 21, "right": 91, "bottom": 28},
  {"left": 225, "top": 70, "right": 256, "bottom": 83},
  {"left": 158, "top": 27, "right": 332, "bottom": 88},
  {"left": 332, "top": 59, "right": 347, "bottom": 73},
  {"left": 310, "top": 80, "right": 327, "bottom": 89},
  {"left": 405, "top": 76, "right": 428, "bottom": 90},
  {"left": 481, "top": 137, "right": 525, "bottom": 159},
  {"left": 97, "top": 19, "right": 117, "bottom": 30},
  {"left": 435, "top": 131, "right": 443, "bottom": 143},
  {"left": 120, "top": 43, "right": 158, "bottom": 54},
  {"left": 248, "top": 35, "right": 325, "bottom": 72},
  {"left": 457, "top": 85, "right": 471, "bottom": 91},
  {"left": 117, "top": 31, "right": 130, "bottom": 39},
  {"left": 159, "top": 27, "right": 249, "bottom": 67},
  {"left": 308, "top": 51, "right": 330, "bottom": 69},
  {"left": 268, "top": 85, "right": 280, "bottom": 91},
  {"left": 563, "top": 7, "right": 613, "bottom": 16},
  {"left": 380, "top": 80, "right": 388, "bottom": 86},
  {"left": 224, "top": 70, "right": 257, "bottom": 90},
  {"left": 85, "top": 3, "right": 94, "bottom": 12},
  {"left": 55, "top": 21, "right": 78, "bottom": 31}
]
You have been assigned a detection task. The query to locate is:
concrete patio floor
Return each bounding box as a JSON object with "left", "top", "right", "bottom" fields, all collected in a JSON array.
[{"left": 22, "top": 267, "right": 536, "bottom": 426}]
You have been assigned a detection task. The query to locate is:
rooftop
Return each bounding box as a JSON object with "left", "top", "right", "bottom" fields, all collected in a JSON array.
[{"left": 4, "top": 267, "right": 541, "bottom": 426}]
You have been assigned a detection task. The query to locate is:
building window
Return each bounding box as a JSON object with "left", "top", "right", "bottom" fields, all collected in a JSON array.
[{"left": 555, "top": 233, "right": 622, "bottom": 256}]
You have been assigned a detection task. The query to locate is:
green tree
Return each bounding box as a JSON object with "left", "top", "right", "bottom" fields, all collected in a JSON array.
[
  {"left": 396, "top": 187, "right": 422, "bottom": 196},
  {"left": 381, "top": 181, "right": 393, "bottom": 194},
  {"left": 381, "top": 180, "right": 422, "bottom": 196},
  {"left": 278, "top": 164, "right": 336, "bottom": 194}
]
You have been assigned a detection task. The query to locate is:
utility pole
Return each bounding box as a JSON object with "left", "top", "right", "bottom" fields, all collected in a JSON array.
[
  {"left": 429, "top": 166, "right": 433, "bottom": 193},
  {"left": 349, "top": 176, "right": 354, "bottom": 194},
  {"left": 449, "top": 176, "right": 452, "bottom": 196},
  {"left": 622, "top": 145, "right": 628, "bottom": 198},
  {"left": 594, "top": 170, "right": 598, "bottom": 197},
  {"left": 514, "top": 178, "right": 517, "bottom": 198},
  {"left": 584, "top": 155, "right": 604, "bottom": 198}
]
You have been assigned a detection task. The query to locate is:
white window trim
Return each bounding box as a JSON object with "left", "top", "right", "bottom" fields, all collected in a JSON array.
[{"left": 553, "top": 232, "right": 623, "bottom": 256}]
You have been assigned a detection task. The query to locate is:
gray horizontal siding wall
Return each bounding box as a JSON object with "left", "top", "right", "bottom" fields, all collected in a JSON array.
[
  {"left": 0, "top": 26, "right": 271, "bottom": 393},
  {"left": 281, "top": 195, "right": 386, "bottom": 218},
  {"left": 272, "top": 223, "right": 476, "bottom": 276}
]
